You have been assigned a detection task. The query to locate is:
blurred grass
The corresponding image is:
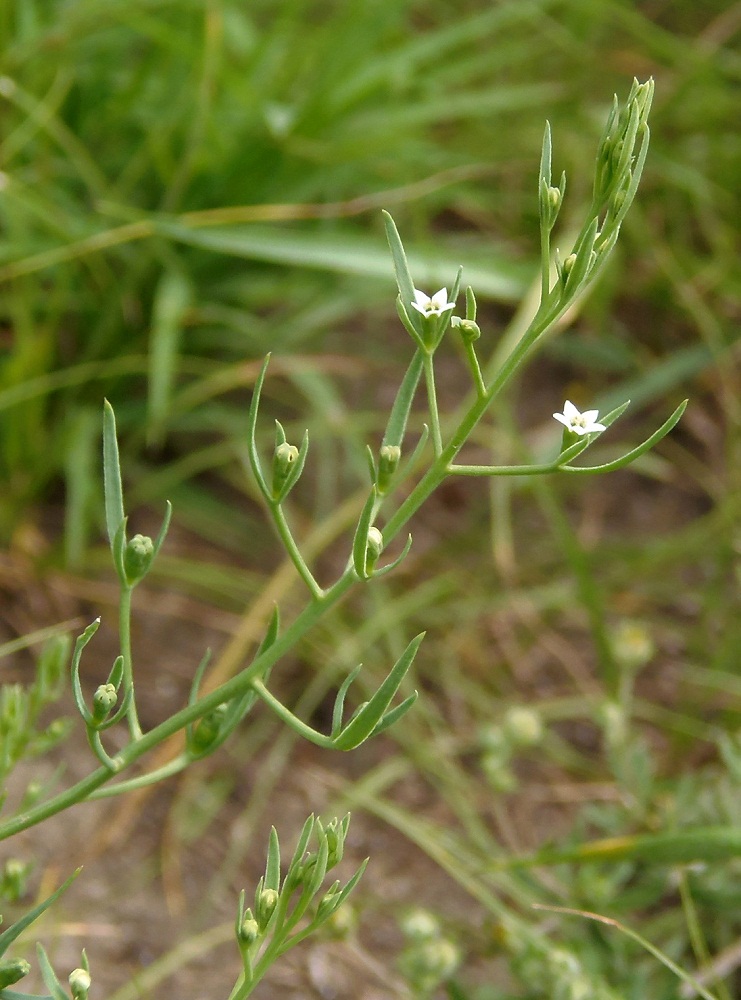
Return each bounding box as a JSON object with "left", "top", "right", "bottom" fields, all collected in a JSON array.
[{"left": 2, "top": 1, "right": 741, "bottom": 997}]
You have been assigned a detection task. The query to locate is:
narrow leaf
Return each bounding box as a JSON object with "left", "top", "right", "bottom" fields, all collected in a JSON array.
[
  {"left": 333, "top": 633, "right": 424, "bottom": 750},
  {"left": 265, "top": 827, "right": 281, "bottom": 893},
  {"left": 102, "top": 400, "right": 125, "bottom": 553}
]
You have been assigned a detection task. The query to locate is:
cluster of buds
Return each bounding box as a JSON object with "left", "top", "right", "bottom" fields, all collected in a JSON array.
[{"left": 233, "top": 817, "right": 367, "bottom": 990}]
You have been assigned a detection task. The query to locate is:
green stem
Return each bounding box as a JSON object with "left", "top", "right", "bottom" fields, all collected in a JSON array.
[
  {"left": 422, "top": 351, "right": 443, "bottom": 455},
  {"left": 540, "top": 219, "right": 551, "bottom": 305},
  {"left": 269, "top": 502, "right": 324, "bottom": 600},
  {"left": 119, "top": 585, "right": 142, "bottom": 740},
  {"left": 463, "top": 340, "right": 487, "bottom": 398}
]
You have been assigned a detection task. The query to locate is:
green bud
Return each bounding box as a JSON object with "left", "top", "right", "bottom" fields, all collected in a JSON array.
[
  {"left": 455, "top": 318, "right": 481, "bottom": 343},
  {"left": 324, "top": 819, "right": 344, "bottom": 867},
  {"left": 561, "top": 253, "right": 577, "bottom": 281},
  {"left": 377, "top": 445, "right": 401, "bottom": 493},
  {"left": 401, "top": 908, "right": 440, "bottom": 942},
  {"left": 0, "top": 957, "right": 31, "bottom": 987},
  {"left": 365, "top": 527, "right": 384, "bottom": 572},
  {"left": 315, "top": 881, "right": 342, "bottom": 922},
  {"left": 69, "top": 967, "right": 91, "bottom": 1000},
  {"left": 502, "top": 706, "right": 543, "bottom": 748},
  {"left": 255, "top": 886, "right": 279, "bottom": 929},
  {"left": 610, "top": 620, "right": 654, "bottom": 671},
  {"left": 123, "top": 533, "right": 154, "bottom": 584},
  {"left": 92, "top": 683, "right": 117, "bottom": 724},
  {"left": 2, "top": 858, "right": 31, "bottom": 901},
  {"left": 272, "top": 441, "right": 299, "bottom": 497},
  {"left": 238, "top": 909, "right": 260, "bottom": 946},
  {"left": 190, "top": 703, "right": 228, "bottom": 755}
]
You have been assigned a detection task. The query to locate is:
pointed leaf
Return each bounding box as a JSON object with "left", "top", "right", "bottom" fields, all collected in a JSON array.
[
  {"left": 36, "top": 945, "right": 68, "bottom": 1000},
  {"left": 102, "top": 400, "right": 125, "bottom": 553},
  {"left": 265, "top": 827, "right": 281, "bottom": 893},
  {"left": 351, "top": 488, "right": 379, "bottom": 580},
  {"left": 333, "top": 633, "right": 424, "bottom": 750},
  {"left": 383, "top": 210, "right": 416, "bottom": 314},
  {"left": 0, "top": 870, "right": 81, "bottom": 954},
  {"left": 247, "top": 355, "right": 271, "bottom": 498},
  {"left": 331, "top": 665, "right": 362, "bottom": 737},
  {"left": 382, "top": 350, "right": 424, "bottom": 450}
]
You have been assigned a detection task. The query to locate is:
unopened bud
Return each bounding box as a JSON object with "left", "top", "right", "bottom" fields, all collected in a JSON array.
[
  {"left": 255, "top": 887, "right": 279, "bottom": 929},
  {"left": 324, "top": 820, "right": 343, "bottom": 866},
  {"left": 69, "top": 967, "right": 91, "bottom": 1000},
  {"left": 2, "top": 858, "right": 30, "bottom": 901},
  {"left": 377, "top": 444, "right": 401, "bottom": 492},
  {"left": 0, "top": 958, "right": 31, "bottom": 988},
  {"left": 365, "top": 526, "right": 384, "bottom": 571},
  {"left": 561, "top": 253, "right": 577, "bottom": 280},
  {"left": 456, "top": 318, "right": 481, "bottom": 343},
  {"left": 190, "top": 703, "right": 228, "bottom": 754},
  {"left": 92, "top": 683, "right": 117, "bottom": 723},
  {"left": 123, "top": 533, "right": 154, "bottom": 584},
  {"left": 402, "top": 908, "right": 440, "bottom": 941},
  {"left": 272, "top": 441, "right": 299, "bottom": 496},
  {"left": 238, "top": 909, "right": 260, "bottom": 946},
  {"left": 502, "top": 707, "right": 543, "bottom": 748},
  {"left": 316, "top": 881, "right": 342, "bottom": 922}
]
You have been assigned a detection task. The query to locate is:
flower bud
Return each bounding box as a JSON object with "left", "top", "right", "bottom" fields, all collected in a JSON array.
[
  {"left": 69, "top": 967, "right": 91, "bottom": 1000},
  {"left": 272, "top": 441, "right": 299, "bottom": 497},
  {"left": 238, "top": 910, "right": 260, "bottom": 946},
  {"left": 316, "top": 881, "right": 342, "bottom": 922},
  {"left": 401, "top": 908, "right": 440, "bottom": 942},
  {"left": 255, "top": 886, "right": 279, "bottom": 929},
  {"left": 2, "top": 858, "right": 30, "bottom": 901},
  {"left": 324, "top": 819, "right": 344, "bottom": 867},
  {"left": 190, "top": 703, "right": 228, "bottom": 755},
  {"left": 0, "top": 958, "right": 31, "bottom": 988},
  {"left": 92, "top": 683, "right": 117, "bottom": 724},
  {"left": 123, "top": 533, "right": 154, "bottom": 584},
  {"left": 365, "top": 527, "right": 384, "bottom": 572},
  {"left": 377, "top": 444, "right": 401, "bottom": 493},
  {"left": 456, "top": 318, "right": 481, "bottom": 343},
  {"left": 561, "top": 253, "right": 577, "bottom": 281},
  {"left": 502, "top": 706, "right": 543, "bottom": 748}
]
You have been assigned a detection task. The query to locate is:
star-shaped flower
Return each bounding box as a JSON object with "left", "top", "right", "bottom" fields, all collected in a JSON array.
[
  {"left": 553, "top": 400, "right": 606, "bottom": 436},
  {"left": 410, "top": 287, "right": 455, "bottom": 319}
]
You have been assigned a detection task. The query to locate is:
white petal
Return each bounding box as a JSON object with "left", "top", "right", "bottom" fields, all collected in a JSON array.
[
  {"left": 581, "top": 409, "right": 600, "bottom": 424},
  {"left": 553, "top": 412, "right": 570, "bottom": 427},
  {"left": 562, "top": 400, "right": 580, "bottom": 420},
  {"left": 412, "top": 288, "right": 432, "bottom": 308}
]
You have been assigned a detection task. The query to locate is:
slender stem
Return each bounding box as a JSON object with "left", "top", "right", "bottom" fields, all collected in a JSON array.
[
  {"left": 269, "top": 502, "right": 324, "bottom": 600},
  {"left": 88, "top": 753, "right": 191, "bottom": 799},
  {"left": 422, "top": 351, "right": 443, "bottom": 456},
  {"left": 540, "top": 219, "right": 551, "bottom": 305},
  {"left": 119, "top": 586, "right": 142, "bottom": 740},
  {"left": 463, "top": 340, "right": 487, "bottom": 398}
]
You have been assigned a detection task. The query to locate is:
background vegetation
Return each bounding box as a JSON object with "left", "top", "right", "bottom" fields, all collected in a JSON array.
[{"left": 1, "top": 0, "right": 739, "bottom": 997}]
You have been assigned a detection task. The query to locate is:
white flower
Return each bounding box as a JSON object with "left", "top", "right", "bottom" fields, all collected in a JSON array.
[
  {"left": 410, "top": 287, "right": 455, "bottom": 319},
  {"left": 553, "top": 400, "right": 606, "bottom": 436}
]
